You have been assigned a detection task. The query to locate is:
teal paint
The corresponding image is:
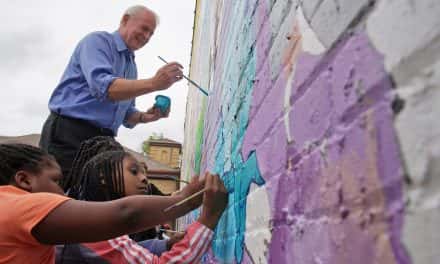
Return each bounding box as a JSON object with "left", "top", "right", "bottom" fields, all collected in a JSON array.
[
  {"left": 209, "top": 53, "right": 265, "bottom": 263},
  {"left": 212, "top": 151, "right": 265, "bottom": 263}
]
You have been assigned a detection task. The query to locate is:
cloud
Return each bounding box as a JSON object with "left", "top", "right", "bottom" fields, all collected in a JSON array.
[
  {"left": 0, "top": 0, "right": 196, "bottom": 151},
  {"left": 0, "top": 29, "right": 52, "bottom": 71}
]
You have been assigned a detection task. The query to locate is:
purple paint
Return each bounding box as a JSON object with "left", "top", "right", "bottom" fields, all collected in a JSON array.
[
  {"left": 242, "top": 75, "right": 286, "bottom": 160},
  {"left": 243, "top": 31, "right": 410, "bottom": 264}
]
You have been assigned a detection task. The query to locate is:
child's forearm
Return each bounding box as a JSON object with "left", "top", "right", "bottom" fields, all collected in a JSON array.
[{"left": 116, "top": 194, "right": 195, "bottom": 233}]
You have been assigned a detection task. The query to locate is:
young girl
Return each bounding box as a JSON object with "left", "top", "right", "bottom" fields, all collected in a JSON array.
[
  {"left": 58, "top": 150, "right": 216, "bottom": 263},
  {"left": 62, "top": 136, "right": 123, "bottom": 193},
  {"left": 63, "top": 136, "right": 171, "bottom": 246},
  {"left": 0, "top": 143, "right": 227, "bottom": 264}
]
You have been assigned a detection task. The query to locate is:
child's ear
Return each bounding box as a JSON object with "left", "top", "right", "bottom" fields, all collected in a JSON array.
[{"left": 14, "top": 171, "right": 34, "bottom": 192}]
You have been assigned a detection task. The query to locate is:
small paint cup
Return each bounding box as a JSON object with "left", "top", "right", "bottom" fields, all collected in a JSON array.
[{"left": 154, "top": 95, "right": 171, "bottom": 114}]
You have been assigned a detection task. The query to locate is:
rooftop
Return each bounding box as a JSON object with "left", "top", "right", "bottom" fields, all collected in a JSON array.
[{"left": 0, "top": 134, "right": 180, "bottom": 176}]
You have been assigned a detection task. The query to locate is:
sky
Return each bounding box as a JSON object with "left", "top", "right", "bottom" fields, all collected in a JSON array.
[{"left": 0, "top": 0, "right": 196, "bottom": 151}]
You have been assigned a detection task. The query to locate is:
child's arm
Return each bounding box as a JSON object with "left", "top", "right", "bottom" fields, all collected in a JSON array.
[
  {"left": 155, "top": 173, "right": 228, "bottom": 263},
  {"left": 32, "top": 176, "right": 205, "bottom": 244},
  {"left": 81, "top": 173, "right": 228, "bottom": 264}
]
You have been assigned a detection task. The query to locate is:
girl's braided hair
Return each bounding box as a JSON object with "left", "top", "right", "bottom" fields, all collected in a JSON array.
[
  {"left": 0, "top": 143, "right": 55, "bottom": 185},
  {"left": 75, "top": 150, "right": 127, "bottom": 201},
  {"left": 63, "top": 136, "right": 123, "bottom": 194}
]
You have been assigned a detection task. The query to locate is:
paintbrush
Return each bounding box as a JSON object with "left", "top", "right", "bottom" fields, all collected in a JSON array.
[
  {"left": 158, "top": 56, "right": 209, "bottom": 96},
  {"left": 174, "top": 178, "right": 190, "bottom": 184},
  {"left": 159, "top": 228, "right": 185, "bottom": 234},
  {"left": 163, "top": 188, "right": 206, "bottom": 212}
]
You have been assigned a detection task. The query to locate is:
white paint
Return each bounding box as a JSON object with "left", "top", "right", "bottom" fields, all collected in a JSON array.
[
  {"left": 310, "top": 0, "right": 371, "bottom": 47},
  {"left": 284, "top": 66, "right": 296, "bottom": 144},
  {"left": 283, "top": 7, "right": 325, "bottom": 144},
  {"left": 392, "top": 28, "right": 440, "bottom": 264},
  {"left": 403, "top": 207, "right": 440, "bottom": 264},
  {"left": 394, "top": 60, "right": 440, "bottom": 184},
  {"left": 366, "top": 0, "right": 440, "bottom": 82},
  {"left": 296, "top": 7, "right": 325, "bottom": 55},
  {"left": 245, "top": 183, "right": 272, "bottom": 264}
]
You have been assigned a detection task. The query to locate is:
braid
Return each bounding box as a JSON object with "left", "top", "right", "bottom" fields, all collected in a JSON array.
[
  {"left": 63, "top": 136, "right": 123, "bottom": 192},
  {"left": 116, "top": 157, "right": 125, "bottom": 197},
  {"left": 0, "top": 144, "right": 53, "bottom": 185},
  {"left": 75, "top": 150, "right": 127, "bottom": 201}
]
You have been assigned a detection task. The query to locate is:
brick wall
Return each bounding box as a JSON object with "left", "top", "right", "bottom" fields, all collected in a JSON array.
[{"left": 182, "top": 0, "right": 440, "bottom": 263}]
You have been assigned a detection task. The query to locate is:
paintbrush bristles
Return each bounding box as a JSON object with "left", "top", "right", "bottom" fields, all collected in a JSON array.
[{"left": 163, "top": 188, "right": 206, "bottom": 212}]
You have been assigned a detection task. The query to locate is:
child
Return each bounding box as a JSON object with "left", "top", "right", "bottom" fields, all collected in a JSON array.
[
  {"left": 62, "top": 136, "right": 123, "bottom": 193},
  {"left": 0, "top": 143, "right": 227, "bottom": 264},
  {"left": 58, "top": 150, "right": 219, "bottom": 263},
  {"left": 63, "top": 136, "right": 175, "bottom": 247}
]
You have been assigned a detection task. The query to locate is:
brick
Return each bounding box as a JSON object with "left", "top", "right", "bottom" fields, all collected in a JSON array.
[
  {"left": 310, "top": 0, "right": 371, "bottom": 47},
  {"left": 394, "top": 61, "right": 440, "bottom": 184},
  {"left": 366, "top": 0, "right": 440, "bottom": 85}
]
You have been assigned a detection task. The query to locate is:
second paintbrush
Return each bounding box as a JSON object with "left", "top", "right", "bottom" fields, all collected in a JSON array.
[{"left": 163, "top": 188, "right": 206, "bottom": 212}]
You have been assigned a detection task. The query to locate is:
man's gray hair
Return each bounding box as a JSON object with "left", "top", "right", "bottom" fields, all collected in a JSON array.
[{"left": 123, "top": 5, "right": 160, "bottom": 25}]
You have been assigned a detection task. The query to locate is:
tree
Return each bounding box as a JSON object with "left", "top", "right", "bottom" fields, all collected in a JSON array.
[{"left": 141, "top": 133, "right": 163, "bottom": 156}]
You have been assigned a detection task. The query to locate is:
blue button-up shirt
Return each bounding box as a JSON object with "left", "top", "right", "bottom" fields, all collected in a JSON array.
[{"left": 48, "top": 31, "right": 139, "bottom": 135}]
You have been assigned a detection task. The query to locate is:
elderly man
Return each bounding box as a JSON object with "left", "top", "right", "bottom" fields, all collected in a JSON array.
[{"left": 40, "top": 5, "right": 183, "bottom": 177}]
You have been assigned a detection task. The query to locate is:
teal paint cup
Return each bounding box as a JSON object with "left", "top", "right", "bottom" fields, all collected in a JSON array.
[{"left": 154, "top": 95, "right": 171, "bottom": 114}]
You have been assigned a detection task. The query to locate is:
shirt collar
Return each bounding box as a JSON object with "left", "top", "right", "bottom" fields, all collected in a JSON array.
[
  {"left": 0, "top": 185, "right": 29, "bottom": 194},
  {"left": 112, "top": 31, "right": 134, "bottom": 56}
]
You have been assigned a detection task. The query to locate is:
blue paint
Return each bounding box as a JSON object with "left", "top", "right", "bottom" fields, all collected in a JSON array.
[
  {"left": 153, "top": 95, "right": 171, "bottom": 114},
  {"left": 209, "top": 52, "right": 265, "bottom": 263},
  {"left": 212, "top": 151, "right": 265, "bottom": 263}
]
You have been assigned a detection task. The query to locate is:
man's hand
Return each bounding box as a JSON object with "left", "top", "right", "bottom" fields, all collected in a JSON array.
[
  {"left": 153, "top": 62, "right": 183, "bottom": 91},
  {"left": 198, "top": 173, "right": 228, "bottom": 230},
  {"left": 140, "top": 106, "right": 169, "bottom": 123}
]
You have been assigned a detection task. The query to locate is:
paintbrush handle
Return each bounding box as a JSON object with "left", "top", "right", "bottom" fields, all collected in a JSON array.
[
  {"left": 163, "top": 188, "right": 206, "bottom": 212},
  {"left": 157, "top": 55, "right": 169, "bottom": 65},
  {"left": 173, "top": 188, "right": 206, "bottom": 207},
  {"left": 175, "top": 178, "right": 190, "bottom": 184},
  {"left": 159, "top": 229, "right": 185, "bottom": 234},
  {"left": 157, "top": 56, "right": 209, "bottom": 96},
  {"left": 181, "top": 75, "right": 209, "bottom": 96}
]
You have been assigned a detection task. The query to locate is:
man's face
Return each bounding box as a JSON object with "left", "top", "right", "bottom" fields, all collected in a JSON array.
[
  {"left": 121, "top": 10, "right": 157, "bottom": 51},
  {"left": 31, "top": 159, "right": 64, "bottom": 195}
]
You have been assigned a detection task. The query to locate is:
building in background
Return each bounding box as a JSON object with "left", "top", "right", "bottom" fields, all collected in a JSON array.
[
  {"left": 144, "top": 136, "right": 182, "bottom": 169},
  {"left": 126, "top": 147, "right": 180, "bottom": 195}
]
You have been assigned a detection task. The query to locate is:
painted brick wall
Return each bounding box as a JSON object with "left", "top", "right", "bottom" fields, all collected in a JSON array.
[{"left": 182, "top": 0, "right": 440, "bottom": 263}]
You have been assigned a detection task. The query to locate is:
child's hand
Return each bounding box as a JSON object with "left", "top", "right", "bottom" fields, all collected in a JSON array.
[
  {"left": 166, "top": 231, "right": 186, "bottom": 250},
  {"left": 178, "top": 175, "right": 205, "bottom": 210},
  {"left": 198, "top": 173, "right": 228, "bottom": 230}
]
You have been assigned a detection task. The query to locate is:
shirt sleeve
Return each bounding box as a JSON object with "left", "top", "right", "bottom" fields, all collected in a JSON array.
[
  {"left": 83, "top": 221, "right": 213, "bottom": 264},
  {"left": 122, "top": 100, "right": 140, "bottom": 129},
  {"left": 155, "top": 221, "right": 214, "bottom": 264},
  {"left": 138, "top": 239, "right": 168, "bottom": 256},
  {"left": 78, "top": 32, "right": 119, "bottom": 101},
  {"left": 14, "top": 193, "right": 71, "bottom": 245}
]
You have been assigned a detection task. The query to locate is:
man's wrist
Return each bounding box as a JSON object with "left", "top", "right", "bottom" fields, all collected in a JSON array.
[
  {"left": 142, "top": 78, "right": 160, "bottom": 93},
  {"left": 138, "top": 112, "right": 145, "bottom": 123}
]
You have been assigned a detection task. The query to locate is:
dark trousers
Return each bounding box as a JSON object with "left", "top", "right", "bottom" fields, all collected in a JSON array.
[{"left": 39, "top": 112, "right": 114, "bottom": 178}]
